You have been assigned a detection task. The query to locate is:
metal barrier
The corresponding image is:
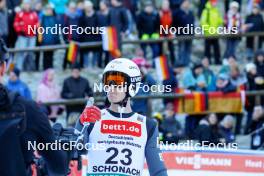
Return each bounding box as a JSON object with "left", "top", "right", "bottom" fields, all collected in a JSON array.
[{"left": 7, "top": 32, "right": 264, "bottom": 53}]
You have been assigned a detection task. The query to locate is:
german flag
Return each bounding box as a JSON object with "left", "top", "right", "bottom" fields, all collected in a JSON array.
[
  {"left": 174, "top": 91, "right": 243, "bottom": 114},
  {"left": 102, "top": 26, "right": 121, "bottom": 58},
  {"left": 174, "top": 88, "right": 185, "bottom": 113},
  {"left": 67, "top": 41, "right": 79, "bottom": 64},
  {"left": 182, "top": 92, "right": 208, "bottom": 114},
  {"left": 154, "top": 55, "right": 170, "bottom": 81}
]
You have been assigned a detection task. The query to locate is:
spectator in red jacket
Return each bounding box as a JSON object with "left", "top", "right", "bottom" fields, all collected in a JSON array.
[
  {"left": 159, "top": 0, "right": 175, "bottom": 65},
  {"left": 13, "top": 0, "right": 39, "bottom": 71}
]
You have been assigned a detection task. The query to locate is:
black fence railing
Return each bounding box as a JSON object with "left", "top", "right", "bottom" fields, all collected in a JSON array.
[{"left": 7, "top": 32, "right": 264, "bottom": 53}]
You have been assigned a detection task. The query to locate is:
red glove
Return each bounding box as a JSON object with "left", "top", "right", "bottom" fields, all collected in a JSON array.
[{"left": 80, "top": 106, "right": 101, "bottom": 124}]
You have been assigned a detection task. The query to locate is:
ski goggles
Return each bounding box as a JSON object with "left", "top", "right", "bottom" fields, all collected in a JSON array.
[{"left": 103, "top": 71, "right": 129, "bottom": 86}]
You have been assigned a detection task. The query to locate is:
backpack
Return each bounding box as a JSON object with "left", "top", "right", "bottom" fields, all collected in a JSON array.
[{"left": 0, "top": 89, "right": 27, "bottom": 176}]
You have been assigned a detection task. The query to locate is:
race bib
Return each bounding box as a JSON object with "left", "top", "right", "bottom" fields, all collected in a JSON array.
[{"left": 86, "top": 109, "right": 147, "bottom": 176}]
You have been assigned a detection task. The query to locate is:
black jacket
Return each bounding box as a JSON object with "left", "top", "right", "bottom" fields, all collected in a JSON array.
[
  {"left": 61, "top": 76, "right": 93, "bottom": 113},
  {"left": 256, "top": 61, "right": 264, "bottom": 77},
  {"left": 245, "top": 14, "right": 264, "bottom": 48},
  {"left": 97, "top": 11, "right": 110, "bottom": 27},
  {"left": 245, "top": 117, "right": 264, "bottom": 150},
  {"left": 173, "top": 8, "right": 195, "bottom": 35},
  {"left": 109, "top": 5, "right": 128, "bottom": 33},
  {"left": 136, "top": 11, "right": 160, "bottom": 37},
  {"left": 0, "top": 85, "right": 68, "bottom": 176},
  {"left": 79, "top": 12, "right": 101, "bottom": 42},
  {"left": 195, "top": 119, "right": 220, "bottom": 145}
]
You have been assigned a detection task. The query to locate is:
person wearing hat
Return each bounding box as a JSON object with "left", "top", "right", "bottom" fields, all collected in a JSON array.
[
  {"left": 224, "top": 1, "right": 242, "bottom": 59},
  {"left": 174, "top": 62, "right": 196, "bottom": 90},
  {"left": 0, "top": 38, "right": 68, "bottom": 175},
  {"left": 75, "top": 58, "right": 168, "bottom": 176},
  {"left": 216, "top": 73, "right": 237, "bottom": 93},
  {"left": 6, "top": 67, "right": 32, "bottom": 100},
  {"left": 244, "top": 4, "right": 264, "bottom": 60},
  {"left": 229, "top": 65, "right": 247, "bottom": 88},
  {"left": 193, "top": 63, "right": 207, "bottom": 91},
  {"left": 245, "top": 63, "right": 264, "bottom": 126},
  {"left": 245, "top": 63, "right": 259, "bottom": 91},
  {"left": 224, "top": 0, "right": 241, "bottom": 12}
]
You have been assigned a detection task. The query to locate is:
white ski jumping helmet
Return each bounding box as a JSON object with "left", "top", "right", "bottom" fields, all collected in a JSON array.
[{"left": 103, "top": 58, "right": 142, "bottom": 97}]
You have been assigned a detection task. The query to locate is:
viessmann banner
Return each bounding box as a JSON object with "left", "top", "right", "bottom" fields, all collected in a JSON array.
[
  {"left": 69, "top": 149, "right": 264, "bottom": 176},
  {"left": 144, "top": 149, "right": 264, "bottom": 176}
]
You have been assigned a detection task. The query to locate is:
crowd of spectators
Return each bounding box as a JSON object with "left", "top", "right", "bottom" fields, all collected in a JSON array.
[
  {"left": 1, "top": 0, "right": 264, "bottom": 149},
  {"left": 0, "top": 0, "right": 263, "bottom": 69}
]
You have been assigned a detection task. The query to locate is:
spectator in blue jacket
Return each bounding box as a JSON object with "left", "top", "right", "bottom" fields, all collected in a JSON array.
[
  {"left": 173, "top": 0, "right": 195, "bottom": 66},
  {"left": 49, "top": 0, "right": 68, "bottom": 24},
  {"left": 63, "top": 2, "right": 81, "bottom": 69},
  {"left": 192, "top": 63, "right": 206, "bottom": 91},
  {"left": 109, "top": 0, "right": 129, "bottom": 49},
  {"left": 174, "top": 62, "right": 206, "bottom": 91},
  {"left": 40, "top": 4, "right": 60, "bottom": 70},
  {"left": 79, "top": 1, "right": 101, "bottom": 68},
  {"left": 98, "top": 0, "right": 110, "bottom": 67},
  {"left": 6, "top": 67, "right": 32, "bottom": 100},
  {"left": 174, "top": 63, "right": 196, "bottom": 90},
  {"left": 202, "top": 57, "right": 216, "bottom": 91},
  {"left": 216, "top": 73, "right": 237, "bottom": 93}
]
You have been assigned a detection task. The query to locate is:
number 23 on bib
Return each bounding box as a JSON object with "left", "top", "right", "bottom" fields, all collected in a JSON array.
[{"left": 86, "top": 109, "right": 147, "bottom": 176}]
